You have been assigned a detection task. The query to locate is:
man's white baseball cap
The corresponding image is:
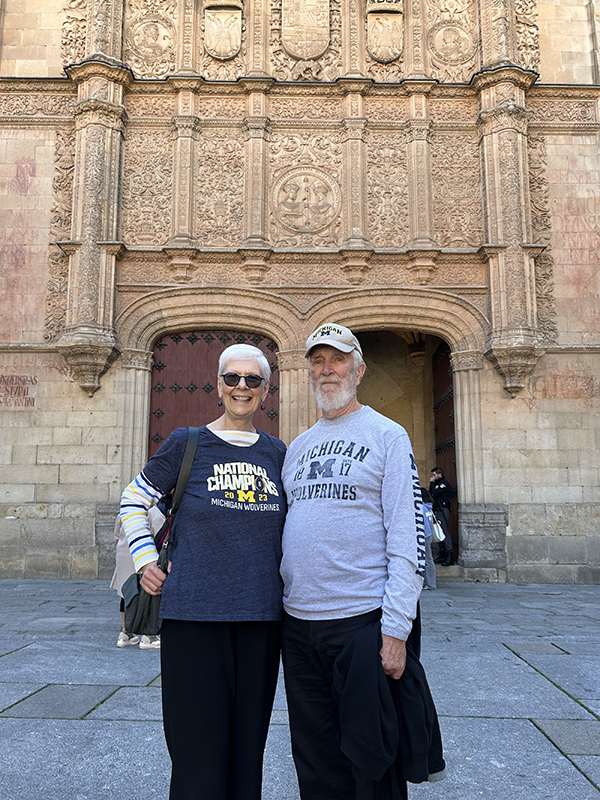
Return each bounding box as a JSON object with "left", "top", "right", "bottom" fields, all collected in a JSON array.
[{"left": 305, "top": 323, "right": 363, "bottom": 357}]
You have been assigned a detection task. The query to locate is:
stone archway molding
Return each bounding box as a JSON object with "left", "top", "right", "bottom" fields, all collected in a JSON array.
[{"left": 116, "top": 284, "right": 489, "bottom": 356}]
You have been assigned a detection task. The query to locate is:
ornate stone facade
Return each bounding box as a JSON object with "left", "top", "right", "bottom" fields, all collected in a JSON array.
[{"left": 0, "top": 1, "right": 599, "bottom": 583}]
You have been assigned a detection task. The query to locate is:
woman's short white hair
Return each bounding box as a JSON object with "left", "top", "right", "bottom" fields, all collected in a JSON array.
[{"left": 218, "top": 344, "right": 272, "bottom": 382}]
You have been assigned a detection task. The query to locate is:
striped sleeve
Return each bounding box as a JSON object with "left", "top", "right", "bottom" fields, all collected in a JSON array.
[{"left": 119, "top": 470, "right": 164, "bottom": 571}]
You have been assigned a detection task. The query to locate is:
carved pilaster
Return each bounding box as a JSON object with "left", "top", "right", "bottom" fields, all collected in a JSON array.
[
  {"left": 407, "top": 248, "right": 439, "bottom": 285},
  {"left": 475, "top": 67, "right": 543, "bottom": 396},
  {"left": 406, "top": 89, "right": 437, "bottom": 249},
  {"left": 57, "top": 61, "right": 129, "bottom": 394},
  {"left": 479, "top": 0, "right": 513, "bottom": 68},
  {"left": 452, "top": 353, "right": 484, "bottom": 506},
  {"left": 277, "top": 348, "right": 319, "bottom": 444},
  {"left": 86, "top": 0, "right": 125, "bottom": 62},
  {"left": 342, "top": 112, "right": 370, "bottom": 248},
  {"left": 248, "top": 0, "right": 269, "bottom": 75},
  {"left": 591, "top": 0, "right": 600, "bottom": 84},
  {"left": 343, "top": 0, "right": 364, "bottom": 77},
  {"left": 180, "top": 0, "right": 196, "bottom": 73},
  {"left": 243, "top": 112, "right": 271, "bottom": 246},
  {"left": 406, "top": 0, "right": 426, "bottom": 77},
  {"left": 171, "top": 110, "right": 201, "bottom": 246},
  {"left": 238, "top": 248, "right": 273, "bottom": 284}
]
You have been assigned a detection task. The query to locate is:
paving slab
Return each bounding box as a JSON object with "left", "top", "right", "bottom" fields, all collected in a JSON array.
[
  {"left": 0, "top": 683, "right": 118, "bottom": 719},
  {"left": 409, "top": 718, "right": 600, "bottom": 800},
  {"left": 0, "top": 638, "right": 160, "bottom": 686},
  {"left": 571, "top": 757, "right": 600, "bottom": 788},
  {"left": 0, "top": 635, "right": 36, "bottom": 656},
  {"left": 533, "top": 719, "right": 600, "bottom": 755},
  {"left": 86, "top": 687, "right": 163, "bottom": 720},
  {"left": 0, "top": 718, "right": 171, "bottom": 800},
  {"left": 420, "top": 643, "right": 593, "bottom": 720},
  {"left": 517, "top": 654, "right": 600, "bottom": 701},
  {"left": 0, "top": 683, "right": 45, "bottom": 712}
]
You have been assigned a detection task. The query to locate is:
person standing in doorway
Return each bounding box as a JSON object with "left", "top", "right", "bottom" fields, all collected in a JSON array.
[{"left": 429, "top": 467, "right": 453, "bottom": 566}]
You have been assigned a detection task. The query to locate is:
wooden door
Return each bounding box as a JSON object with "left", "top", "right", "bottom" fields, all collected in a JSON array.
[
  {"left": 432, "top": 340, "right": 458, "bottom": 556},
  {"left": 148, "top": 330, "right": 280, "bottom": 458}
]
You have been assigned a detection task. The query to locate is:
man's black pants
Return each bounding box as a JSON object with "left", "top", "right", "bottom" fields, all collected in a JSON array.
[{"left": 282, "top": 608, "right": 393, "bottom": 800}]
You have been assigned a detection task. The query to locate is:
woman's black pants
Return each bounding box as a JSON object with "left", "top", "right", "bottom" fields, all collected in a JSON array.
[{"left": 161, "top": 618, "right": 281, "bottom": 800}]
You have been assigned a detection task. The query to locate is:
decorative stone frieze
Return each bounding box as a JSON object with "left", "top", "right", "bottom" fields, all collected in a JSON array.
[
  {"left": 120, "top": 348, "right": 154, "bottom": 370},
  {"left": 450, "top": 349, "right": 484, "bottom": 372}
]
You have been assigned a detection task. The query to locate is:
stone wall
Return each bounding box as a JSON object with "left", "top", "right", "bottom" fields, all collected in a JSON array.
[{"left": 0, "top": 1, "right": 598, "bottom": 581}]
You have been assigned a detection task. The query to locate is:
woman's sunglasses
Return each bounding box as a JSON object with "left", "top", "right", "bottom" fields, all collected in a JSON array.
[{"left": 221, "top": 372, "right": 266, "bottom": 389}]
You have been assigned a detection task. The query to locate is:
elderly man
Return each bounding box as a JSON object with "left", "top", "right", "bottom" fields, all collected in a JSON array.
[{"left": 280, "top": 322, "right": 426, "bottom": 800}]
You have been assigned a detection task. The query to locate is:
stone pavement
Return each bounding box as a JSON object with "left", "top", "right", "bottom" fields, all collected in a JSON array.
[{"left": 0, "top": 580, "right": 598, "bottom": 800}]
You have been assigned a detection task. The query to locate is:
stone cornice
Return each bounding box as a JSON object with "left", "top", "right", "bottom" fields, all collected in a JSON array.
[
  {"left": 471, "top": 65, "right": 539, "bottom": 94},
  {"left": 65, "top": 59, "right": 134, "bottom": 88}
]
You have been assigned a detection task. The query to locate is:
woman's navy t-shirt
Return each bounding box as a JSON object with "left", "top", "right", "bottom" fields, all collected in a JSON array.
[{"left": 143, "top": 426, "right": 287, "bottom": 622}]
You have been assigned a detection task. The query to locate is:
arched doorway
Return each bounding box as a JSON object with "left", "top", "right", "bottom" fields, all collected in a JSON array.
[
  {"left": 148, "top": 330, "right": 280, "bottom": 457},
  {"left": 355, "top": 330, "right": 459, "bottom": 556}
]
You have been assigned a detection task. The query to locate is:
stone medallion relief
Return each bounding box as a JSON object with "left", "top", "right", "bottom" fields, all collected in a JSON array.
[
  {"left": 426, "top": 0, "right": 478, "bottom": 82},
  {"left": 269, "top": 132, "right": 343, "bottom": 247},
  {"left": 124, "top": 0, "right": 177, "bottom": 78},
  {"left": 271, "top": 0, "right": 341, "bottom": 80}
]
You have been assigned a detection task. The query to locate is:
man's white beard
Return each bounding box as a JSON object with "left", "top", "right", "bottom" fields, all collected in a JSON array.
[{"left": 311, "top": 372, "right": 358, "bottom": 412}]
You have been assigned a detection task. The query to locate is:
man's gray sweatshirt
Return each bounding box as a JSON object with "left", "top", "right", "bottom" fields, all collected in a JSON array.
[{"left": 281, "top": 405, "right": 425, "bottom": 641}]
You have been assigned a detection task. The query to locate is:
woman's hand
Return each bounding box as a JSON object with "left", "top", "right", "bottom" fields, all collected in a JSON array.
[{"left": 140, "top": 562, "right": 167, "bottom": 596}]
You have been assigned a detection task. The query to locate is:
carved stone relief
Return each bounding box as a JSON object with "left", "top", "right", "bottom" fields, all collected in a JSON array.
[
  {"left": 126, "top": 94, "right": 176, "bottom": 118},
  {"left": 269, "top": 131, "right": 342, "bottom": 247},
  {"left": 199, "top": 2, "right": 247, "bottom": 80},
  {"left": 431, "top": 132, "right": 483, "bottom": 248},
  {"left": 270, "top": 97, "right": 341, "bottom": 120},
  {"left": 124, "top": 0, "right": 177, "bottom": 79},
  {"left": 61, "top": 0, "right": 88, "bottom": 65},
  {"left": 363, "top": 96, "right": 408, "bottom": 121},
  {"left": 514, "top": 0, "right": 540, "bottom": 71},
  {"left": 365, "top": 0, "right": 404, "bottom": 82},
  {"left": 366, "top": 130, "right": 409, "bottom": 249},
  {"left": 121, "top": 128, "right": 173, "bottom": 246},
  {"left": 428, "top": 98, "right": 477, "bottom": 121},
  {"left": 45, "top": 127, "right": 76, "bottom": 343},
  {"left": 195, "top": 130, "right": 245, "bottom": 246},
  {"left": 528, "top": 133, "right": 558, "bottom": 345},
  {"left": 0, "top": 94, "right": 76, "bottom": 117},
  {"left": 426, "top": 0, "right": 478, "bottom": 82},
  {"left": 529, "top": 101, "right": 597, "bottom": 123},
  {"left": 271, "top": 0, "right": 341, "bottom": 80}
]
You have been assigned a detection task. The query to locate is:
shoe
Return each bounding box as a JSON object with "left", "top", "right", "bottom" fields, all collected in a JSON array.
[
  {"left": 116, "top": 629, "right": 139, "bottom": 648},
  {"left": 442, "top": 553, "right": 454, "bottom": 566},
  {"left": 139, "top": 634, "right": 161, "bottom": 650}
]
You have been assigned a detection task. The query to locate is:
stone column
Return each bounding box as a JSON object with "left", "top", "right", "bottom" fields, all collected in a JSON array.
[
  {"left": 452, "top": 349, "right": 507, "bottom": 581},
  {"left": 57, "top": 60, "right": 130, "bottom": 395},
  {"left": 405, "top": 86, "right": 439, "bottom": 283},
  {"left": 119, "top": 349, "right": 153, "bottom": 487},
  {"left": 475, "top": 67, "right": 544, "bottom": 396},
  {"left": 86, "top": 0, "right": 125, "bottom": 61},
  {"left": 243, "top": 87, "right": 272, "bottom": 247},
  {"left": 277, "top": 350, "right": 319, "bottom": 445},
  {"left": 591, "top": 0, "right": 600, "bottom": 83}
]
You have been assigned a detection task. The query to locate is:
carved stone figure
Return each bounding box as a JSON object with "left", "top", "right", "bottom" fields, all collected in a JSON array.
[
  {"left": 204, "top": 8, "right": 242, "bottom": 60},
  {"left": 367, "top": 12, "right": 403, "bottom": 63},
  {"left": 273, "top": 169, "right": 340, "bottom": 233}
]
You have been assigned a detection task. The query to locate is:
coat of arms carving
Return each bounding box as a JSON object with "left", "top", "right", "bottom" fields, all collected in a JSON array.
[
  {"left": 204, "top": 6, "right": 242, "bottom": 60},
  {"left": 282, "top": 0, "right": 330, "bottom": 60},
  {"left": 367, "top": 10, "right": 403, "bottom": 63}
]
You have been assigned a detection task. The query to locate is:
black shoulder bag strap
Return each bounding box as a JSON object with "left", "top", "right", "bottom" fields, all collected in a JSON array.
[{"left": 155, "top": 426, "right": 200, "bottom": 562}]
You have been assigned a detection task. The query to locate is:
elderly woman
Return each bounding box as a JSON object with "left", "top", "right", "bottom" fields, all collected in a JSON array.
[{"left": 119, "top": 344, "right": 286, "bottom": 800}]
